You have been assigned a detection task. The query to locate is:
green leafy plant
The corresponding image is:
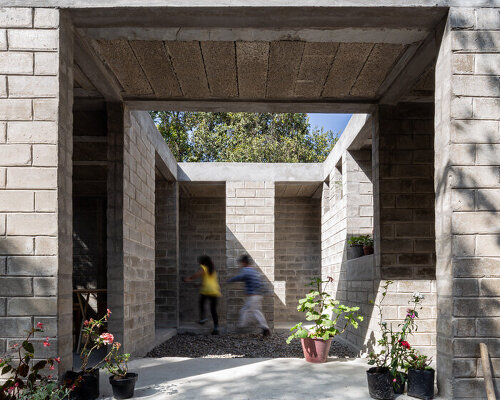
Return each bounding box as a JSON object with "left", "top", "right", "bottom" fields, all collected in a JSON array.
[
  {"left": 102, "top": 343, "right": 130, "bottom": 379},
  {"left": 405, "top": 350, "right": 433, "bottom": 371},
  {"left": 0, "top": 323, "right": 73, "bottom": 400},
  {"left": 348, "top": 235, "right": 373, "bottom": 247},
  {"left": 286, "top": 277, "right": 363, "bottom": 344},
  {"left": 368, "top": 281, "right": 425, "bottom": 389}
]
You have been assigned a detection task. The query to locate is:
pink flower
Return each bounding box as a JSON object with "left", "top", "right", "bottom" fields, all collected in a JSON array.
[
  {"left": 48, "top": 375, "right": 53, "bottom": 379},
  {"left": 43, "top": 337, "right": 50, "bottom": 347},
  {"left": 49, "top": 365, "right": 55, "bottom": 371},
  {"left": 70, "top": 384, "right": 76, "bottom": 391},
  {"left": 107, "top": 309, "right": 112, "bottom": 315},
  {"left": 393, "top": 378, "right": 397, "bottom": 382},
  {"left": 36, "top": 322, "right": 44, "bottom": 329},
  {"left": 54, "top": 357, "right": 61, "bottom": 363},
  {"left": 100, "top": 333, "right": 114, "bottom": 345}
]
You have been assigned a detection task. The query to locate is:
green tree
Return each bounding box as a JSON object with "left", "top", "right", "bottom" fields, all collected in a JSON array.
[{"left": 149, "top": 111, "right": 338, "bottom": 163}]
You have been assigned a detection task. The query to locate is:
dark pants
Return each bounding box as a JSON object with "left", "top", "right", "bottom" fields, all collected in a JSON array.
[{"left": 199, "top": 294, "right": 219, "bottom": 328}]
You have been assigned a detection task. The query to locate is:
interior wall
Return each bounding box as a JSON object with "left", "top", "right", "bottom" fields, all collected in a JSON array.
[
  {"left": 274, "top": 196, "right": 321, "bottom": 322},
  {"left": 179, "top": 193, "right": 226, "bottom": 326}
]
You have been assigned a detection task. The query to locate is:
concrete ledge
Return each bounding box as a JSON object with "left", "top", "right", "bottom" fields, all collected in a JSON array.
[
  {"left": 345, "top": 254, "right": 375, "bottom": 281},
  {"left": 178, "top": 162, "right": 324, "bottom": 182}
]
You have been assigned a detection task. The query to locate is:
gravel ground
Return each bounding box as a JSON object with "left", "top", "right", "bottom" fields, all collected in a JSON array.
[{"left": 146, "top": 330, "right": 357, "bottom": 359}]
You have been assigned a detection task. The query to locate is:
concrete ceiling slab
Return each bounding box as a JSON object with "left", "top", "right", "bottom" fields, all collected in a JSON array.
[
  {"left": 201, "top": 41, "right": 238, "bottom": 98},
  {"left": 236, "top": 41, "right": 269, "bottom": 99},
  {"left": 266, "top": 41, "right": 305, "bottom": 98}
]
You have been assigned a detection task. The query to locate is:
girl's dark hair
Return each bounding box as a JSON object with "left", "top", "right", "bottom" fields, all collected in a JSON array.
[{"left": 198, "top": 255, "right": 215, "bottom": 275}]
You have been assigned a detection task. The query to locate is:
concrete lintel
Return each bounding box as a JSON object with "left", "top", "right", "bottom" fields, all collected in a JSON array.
[
  {"left": 178, "top": 163, "right": 324, "bottom": 182},
  {"left": 130, "top": 111, "right": 177, "bottom": 180},
  {"left": 323, "top": 113, "right": 372, "bottom": 180},
  {"left": 126, "top": 100, "right": 376, "bottom": 114},
  {"left": 83, "top": 27, "right": 428, "bottom": 44},
  {"left": 74, "top": 31, "right": 122, "bottom": 102}
]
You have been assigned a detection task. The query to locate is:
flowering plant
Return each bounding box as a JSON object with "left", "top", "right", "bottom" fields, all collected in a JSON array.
[
  {"left": 102, "top": 342, "right": 131, "bottom": 379},
  {"left": 405, "top": 349, "right": 433, "bottom": 371},
  {"left": 287, "top": 277, "right": 363, "bottom": 343},
  {"left": 0, "top": 323, "right": 73, "bottom": 400},
  {"left": 368, "top": 281, "right": 425, "bottom": 389}
]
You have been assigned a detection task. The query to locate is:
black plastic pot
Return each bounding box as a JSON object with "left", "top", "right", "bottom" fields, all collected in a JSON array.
[
  {"left": 65, "top": 369, "right": 99, "bottom": 400},
  {"left": 109, "top": 372, "right": 138, "bottom": 399},
  {"left": 366, "top": 367, "right": 394, "bottom": 400},
  {"left": 407, "top": 368, "right": 434, "bottom": 399},
  {"left": 350, "top": 244, "right": 364, "bottom": 259},
  {"left": 393, "top": 372, "right": 406, "bottom": 394}
]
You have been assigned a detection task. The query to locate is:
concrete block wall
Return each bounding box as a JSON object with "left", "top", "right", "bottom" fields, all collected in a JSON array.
[
  {"left": 179, "top": 195, "right": 226, "bottom": 325},
  {"left": 226, "top": 181, "right": 274, "bottom": 329},
  {"left": 155, "top": 178, "right": 178, "bottom": 328},
  {"left": 274, "top": 197, "right": 321, "bottom": 322},
  {"left": 435, "top": 7, "right": 500, "bottom": 399},
  {"left": 0, "top": 7, "right": 73, "bottom": 372}
]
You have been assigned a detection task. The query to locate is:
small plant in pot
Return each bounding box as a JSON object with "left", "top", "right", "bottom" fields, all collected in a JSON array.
[
  {"left": 405, "top": 351, "right": 434, "bottom": 400},
  {"left": 367, "top": 281, "right": 425, "bottom": 399},
  {"left": 286, "top": 277, "right": 363, "bottom": 363},
  {"left": 103, "top": 344, "right": 136, "bottom": 399},
  {"left": 65, "top": 309, "right": 122, "bottom": 400},
  {"left": 0, "top": 322, "right": 74, "bottom": 400},
  {"left": 361, "top": 235, "right": 374, "bottom": 255},
  {"left": 347, "top": 236, "right": 365, "bottom": 258}
]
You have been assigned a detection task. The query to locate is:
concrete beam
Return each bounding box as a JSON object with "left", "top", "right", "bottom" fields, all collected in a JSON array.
[
  {"left": 178, "top": 163, "right": 324, "bottom": 182},
  {"left": 82, "top": 27, "right": 429, "bottom": 44},
  {"left": 379, "top": 20, "right": 445, "bottom": 105},
  {"left": 126, "top": 100, "right": 376, "bottom": 113},
  {"left": 74, "top": 31, "right": 122, "bottom": 102},
  {"left": 130, "top": 111, "right": 177, "bottom": 180}
]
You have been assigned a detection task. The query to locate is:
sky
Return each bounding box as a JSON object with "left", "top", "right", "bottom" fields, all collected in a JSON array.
[{"left": 307, "top": 113, "right": 352, "bottom": 137}]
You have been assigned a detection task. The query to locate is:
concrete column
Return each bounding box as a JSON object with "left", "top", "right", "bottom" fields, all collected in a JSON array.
[
  {"left": 435, "top": 7, "right": 500, "bottom": 399},
  {"left": 155, "top": 179, "right": 179, "bottom": 328},
  {"left": 226, "top": 181, "right": 274, "bottom": 330},
  {"left": 0, "top": 8, "right": 73, "bottom": 373}
]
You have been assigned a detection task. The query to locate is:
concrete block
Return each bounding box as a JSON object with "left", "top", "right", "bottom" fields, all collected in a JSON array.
[
  {"left": 8, "top": 255, "right": 57, "bottom": 276},
  {"left": 476, "top": 8, "right": 500, "bottom": 30},
  {"left": 7, "top": 29, "right": 58, "bottom": 51},
  {"left": 0, "top": 8, "right": 32, "bottom": 28},
  {"left": 480, "top": 279, "right": 500, "bottom": 297},
  {"left": 451, "top": 97, "right": 473, "bottom": 119},
  {"left": 476, "top": 318, "right": 500, "bottom": 337},
  {"left": 474, "top": 98, "right": 500, "bottom": 120},
  {"left": 0, "top": 144, "right": 31, "bottom": 166},
  {"left": 0, "top": 190, "right": 34, "bottom": 212},
  {"left": 0, "top": 29, "right": 6, "bottom": 50},
  {"left": 476, "top": 235, "right": 500, "bottom": 257},
  {"left": 35, "top": 237, "right": 57, "bottom": 255},
  {"left": 451, "top": 189, "right": 475, "bottom": 211},
  {"left": 452, "top": 75, "right": 500, "bottom": 97},
  {"left": 0, "top": 52, "right": 33, "bottom": 74},
  {"left": 0, "top": 122, "right": 5, "bottom": 143},
  {"left": 0, "top": 317, "right": 31, "bottom": 337},
  {"left": 454, "top": 298, "right": 500, "bottom": 317},
  {"left": 7, "top": 298, "right": 57, "bottom": 316},
  {"left": 452, "top": 31, "right": 500, "bottom": 53},
  {"left": 35, "top": 191, "right": 57, "bottom": 212},
  {"left": 33, "top": 144, "right": 57, "bottom": 166},
  {"left": 8, "top": 121, "right": 58, "bottom": 144},
  {"left": 8, "top": 76, "right": 59, "bottom": 98},
  {"left": 0, "top": 277, "right": 33, "bottom": 296},
  {"left": 33, "top": 277, "right": 56, "bottom": 296},
  {"left": 6, "top": 213, "right": 57, "bottom": 236},
  {"left": 33, "top": 99, "right": 58, "bottom": 121},
  {"left": 34, "top": 52, "right": 58, "bottom": 76},
  {"left": 476, "top": 144, "right": 500, "bottom": 165},
  {"left": 6, "top": 167, "right": 57, "bottom": 189},
  {"left": 34, "top": 8, "right": 59, "bottom": 28},
  {"left": 451, "top": 119, "right": 498, "bottom": 144},
  {"left": 452, "top": 54, "right": 474, "bottom": 74},
  {"left": 476, "top": 189, "right": 500, "bottom": 211},
  {"left": 475, "top": 54, "right": 500, "bottom": 75},
  {"left": 452, "top": 212, "right": 500, "bottom": 234},
  {"left": 453, "top": 359, "right": 477, "bottom": 378},
  {"left": 449, "top": 144, "right": 475, "bottom": 165},
  {"left": 0, "top": 99, "right": 32, "bottom": 120},
  {"left": 449, "top": 7, "right": 475, "bottom": 29},
  {"left": 451, "top": 166, "right": 500, "bottom": 188},
  {"left": 453, "top": 278, "right": 479, "bottom": 297}
]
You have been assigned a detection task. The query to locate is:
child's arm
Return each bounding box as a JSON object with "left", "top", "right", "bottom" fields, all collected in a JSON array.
[
  {"left": 183, "top": 268, "right": 204, "bottom": 282},
  {"left": 227, "top": 270, "right": 248, "bottom": 283}
]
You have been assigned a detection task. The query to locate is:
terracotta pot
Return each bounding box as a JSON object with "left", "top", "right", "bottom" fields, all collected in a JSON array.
[
  {"left": 363, "top": 245, "right": 374, "bottom": 255},
  {"left": 300, "top": 337, "right": 332, "bottom": 363}
]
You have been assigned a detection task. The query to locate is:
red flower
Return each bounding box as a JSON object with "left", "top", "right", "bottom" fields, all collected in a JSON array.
[
  {"left": 43, "top": 337, "right": 50, "bottom": 347},
  {"left": 54, "top": 357, "right": 61, "bottom": 363},
  {"left": 399, "top": 340, "right": 411, "bottom": 349},
  {"left": 36, "top": 322, "right": 44, "bottom": 329},
  {"left": 100, "top": 333, "right": 114, "bottom": 345},
  {"left": 107, "top": 309, "right": 112, "bottom": 315},
  {"left": 83, "top": 320, "right": 89, "bottom": 327}
]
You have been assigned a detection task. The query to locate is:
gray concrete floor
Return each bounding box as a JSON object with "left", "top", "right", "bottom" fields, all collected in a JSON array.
[{"left": 98, "top": 357, "right": 419, "bottom": 399}]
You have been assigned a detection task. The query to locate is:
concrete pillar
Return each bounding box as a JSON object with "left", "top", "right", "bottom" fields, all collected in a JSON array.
[
  {"left": 0, "top": 8, "right": 73, "bottom": 373},
  {"left": 155, "top": 179, "right": 179, "bottom": 328},
  {"left": 226, "top": 181, "right": 274, "bottom": 330},
  {"left": 435, "top": 7, "right": 500, "bottom": 399}
]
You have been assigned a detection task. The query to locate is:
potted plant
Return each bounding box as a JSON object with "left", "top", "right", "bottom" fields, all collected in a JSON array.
[
  {"left": 65, "top": 309, "right": 121, "bottom": 400},
  {"left": 361, "top": 235, "right": 374, "bottom": 255},
  {"left": 406, "top": 351, "right": 434, "bottom": 400},
  {"left": 103, "top": 345, "right": 137, "bottom": 399},
  {"left": 0, "top": 322, "right": 75, "bottom": 400},
  {"left": 347, "top": 236, "right": 365, "bottom": 258},
  {"left": 286, "top": 277, "right": 363, "bottom": 363},
  {"left": 367, "top": 281, "right": 424, "bottom": 399}
]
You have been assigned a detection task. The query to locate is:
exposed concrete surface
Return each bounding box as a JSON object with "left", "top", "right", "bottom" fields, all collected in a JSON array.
[
  {"left": 99, "top": 357, "right": 417, "bottom": 399},
  {"left": 178, "top": 162, "right": 324, "bottom": 182}
]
